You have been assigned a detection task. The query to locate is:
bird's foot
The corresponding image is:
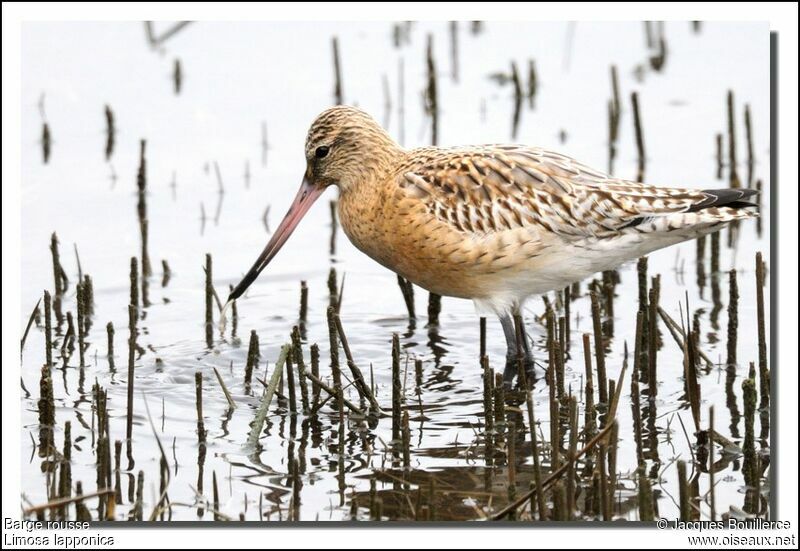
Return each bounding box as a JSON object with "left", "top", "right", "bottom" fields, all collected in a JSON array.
[{"left": 502, "top": 354, "right": 518, "bottom": 391}]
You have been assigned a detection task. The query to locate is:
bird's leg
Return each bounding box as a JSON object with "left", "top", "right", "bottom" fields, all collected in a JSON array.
[
  {"left": 513, "top": 313, "right": 536, "bottom": 387},
  {"left": 499, "top": 313, "right": 520, "bottom": 388}
]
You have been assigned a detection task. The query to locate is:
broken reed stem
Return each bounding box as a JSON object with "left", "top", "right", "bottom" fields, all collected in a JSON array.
[
  {"left": 481, "top": 356, "right": 494, "bottom": 466},
  {"left": 228, "top": 284, "right": 238, "bottom": 337},
  {"left": 212, "top": 366, "right": 236, "bottom": 409},
  {"left": 527, "top": 59, "right": 538, "bottom": 108},
  {"left": 606, "top": 422, "right": 618, "bottom": 520},
  {"left": 327, "top": 268, "right": 338, "bottom": 309},
  {"left": 756, "top": 179, "right": 763, "bottom": 235},
  {"left": 601, "top": 271, "right": 616, "bottom": 337},
  {"left": 727, "top": 90, "right": 740, "bottom": 188},
  {"left": 141, "top": 222, "right": 151, "bottom": 307},
  {"left": 726, "top": 269, "right": 739, "bottom": 370},
  {"left": 682, "top": 299, "right": 701, "bottom": 431},
  {"left": 291, "top": 326, "right": 310, "bottom": 413},
  {"left": 742, "top": 377, "right": 757, "bottom": 487},
  {"left": 696, "top": 235, "right": 707, "bottom": 294},
  {"left": 173, "top": 59, "right": 182, "bottom": 95},
  {"left": 44, "top": 291, "right": 53, "bottom": 368},
  {"left": 449, "top": 21, "right": 458, "bottom": 82},
  {"left": 327, "top": 307, "right": 343, "bottom": 410},
  {"left": 647, "top": 278, "right": 660, "bottom": 392},
  {"left": 494, "top": 372, "right": 506, "bottom": 463},
  {"left": 136, "top": 140, "right": 152, "bottom": 277},
  {"left": 42, "top": 122, "right": 51, "bottom": 163},
  {"left": 129, "top": 257, "right": 139, "bottom": 311},
  {"left": 709, "top": 406, "right": 716, "bottom": 520},
  {"left": 744, "top": 104, "right": 754, "bottom": 187},
  {"left": 61, "top": 313, "right": 74, "bottom": 363},
  {"left": 479, "top": 317, "right": 487, "bottom": 358},
  {"left": 507, "top": 419, "right": 517, "bottom": 509},
  {"left": 391, "top": 333, "right": 402, "bottom": 450},
  {"left": 566, "top": 397, "right": 579, "bottom": 517},
  {"left": 329, "top": 201, "right": 338, "bottom": 257},
  {"left": 303, "top": 372, "right": 364, "bottom": 416},
  {"left": 402, "top": 410, "right": 411, "bottom": 470},
  {"left": 510, "top": 61, "right": 523, "bottom": 140},
  {"left": 204, "top": 253, "right": 213, "bottom": 348},
  {"left": 755, "top": 253, "right": 768, "bottom": 409},
  {"left": 582, "top": 333, "right": 596, "bottom": 438},
  {"left": 610, "top": 65, "right": 621, "bottom": 124},
  {"left": 332, "top": 36, "right": 343, "bottom": 105},
  {"left": 299, "top": 281, "right": 308, "bottom": 323},
  {"left": 525, "top": 391, "right": 547, "bottom": 520},
  {"left": 607, "top": 100, "right": 617, "bottom": 173},
  {"left": 38, "top": 365, "right": 55, "bottom": 455},
  {"left": 511, "top": 60, "right": 523, "bottom": 104},
  {"left": 637, "top": 466, "right": 655, "bottom": 521},
  {"left": 104, "top": 105, "right": 115, "bottom": 160},
  {"left": 244, "top": 330, "right": 259, "bottom": 387},
  {"left": 334, "top": 313, "right": 381, "bottom": 413},
  {"left": 426, "top": 34, "right": 438, "bottom": 146},
  {"left": 657, "top": 306, "right": 714, "bottom": 368},
  {"left": 590, "top": 291, "right": 608, "bottom": 404},
  {"left": 606, "top": 350, "right": 628, "bottom": 427},
  {"left": 310, "top": 344, "right": 321, "bottom": 407},
  {"left": 677, "top": 460, "right": 690, "bottom": 521},
  {"left": 631, "top": 91, "right": 646, "bottom": 181},
  {"left": 554, "top": 331, "right": 565, "bottom": 399},
  {"left": 715, "top": 133, "right": 724, "bottom": 180},
  {"left": 50, "top": 233, "right": 65, "bottom": 296},
  {"left": 126, "top": 304, "right": 137, "bottom": 443},
  {"left": 631, "top": 365, "right": 644, "bottom": 467},
  {"left": 632, "top": 307, "right": 645, "bottom": 386},
  {"left": 396, "top": 275, "right": 416, "bottom": 320},
  {"left": 639, "top": 256, "right": 649, "bottom": 313},
  {"left": 598, "top": 439, "right": 609, "bottom": 521},
  {"left": 21, "top": 298, "right": 41, "bottom": 353},
  {"left": 248, "top": 345, "right": 290, "bottom": 446},
  {"left": 285, "top": 353, "right": 297, "bottom": 414},
  {"left": 212, "top": 471, "right": 219, "bottom": 521},
  {"left": 76, "top": 281, "right": 86, "bottom": 367}
]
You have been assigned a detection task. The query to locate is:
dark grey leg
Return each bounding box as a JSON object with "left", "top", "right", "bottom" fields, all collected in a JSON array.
[
  {"left": 499, "top": 313, "right": 519, "bottom": 387},
  {"left": 514, "top": 314, "right": 536, "bottom": 384},
  {"left": 500, "top": 313, "right": 536, "bottom": 388}
]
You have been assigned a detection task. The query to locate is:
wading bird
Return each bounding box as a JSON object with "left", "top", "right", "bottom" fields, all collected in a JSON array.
[{"left": 226, "top": 106, "right": 757, "bottom": 387}]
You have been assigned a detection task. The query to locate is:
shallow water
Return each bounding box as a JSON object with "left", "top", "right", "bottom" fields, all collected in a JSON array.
[{"left": 20, "top": 21, "right": 770, "bottom": 521}]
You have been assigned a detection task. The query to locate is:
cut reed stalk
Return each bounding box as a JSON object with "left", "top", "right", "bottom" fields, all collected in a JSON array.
[
  {"left": 125, "top": 304, "right": 137, "bottom": 444},
  {"left": 590, "top": 292, "right": 608, "bottom": 404},
  {"left": 755, "top": 253, "right": 768, "bottom": 409}
]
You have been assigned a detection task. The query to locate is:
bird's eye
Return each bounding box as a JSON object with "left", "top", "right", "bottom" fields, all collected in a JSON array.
[{"left": 315, "top": 146, "right": 330, "bottom": 159}]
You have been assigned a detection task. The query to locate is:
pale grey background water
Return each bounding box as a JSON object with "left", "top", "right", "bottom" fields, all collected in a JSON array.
[{"left": 20, "top": 21, "right": 770, "bottom": 521}]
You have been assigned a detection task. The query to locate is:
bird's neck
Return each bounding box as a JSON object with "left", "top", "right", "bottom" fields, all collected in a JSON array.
[{"left": 336, "top": 146, "right": 406, "bottom": 264}]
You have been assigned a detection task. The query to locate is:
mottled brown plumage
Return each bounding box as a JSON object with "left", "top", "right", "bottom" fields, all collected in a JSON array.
[
  {"left": 228, "top": 105, "right": 757, "bottom": 384},
  {"left": 310, "top": 106, "right": 757, "bottom": 314}
]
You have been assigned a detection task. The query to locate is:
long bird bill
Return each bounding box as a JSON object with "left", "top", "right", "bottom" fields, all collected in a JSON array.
[{"left": 227, "top": 176, "right": 324, "bottom": 303}]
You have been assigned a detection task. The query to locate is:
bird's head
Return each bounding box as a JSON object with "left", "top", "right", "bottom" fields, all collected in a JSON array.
[
  {"left": 227, "top": 106, "right": 400, "bottom": 303},
  {"left": 303, "top": 105, "right": 400, "bottom": 193}
]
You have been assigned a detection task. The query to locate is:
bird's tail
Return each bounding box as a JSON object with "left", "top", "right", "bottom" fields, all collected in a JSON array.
[{"left": 687, "top": 188, "right": 759, "bottom": 213}]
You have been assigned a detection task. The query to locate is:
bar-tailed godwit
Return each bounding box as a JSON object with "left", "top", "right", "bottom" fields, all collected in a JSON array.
[{"left": 227, "top": 106, "right": 757, "bottom": 386}]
